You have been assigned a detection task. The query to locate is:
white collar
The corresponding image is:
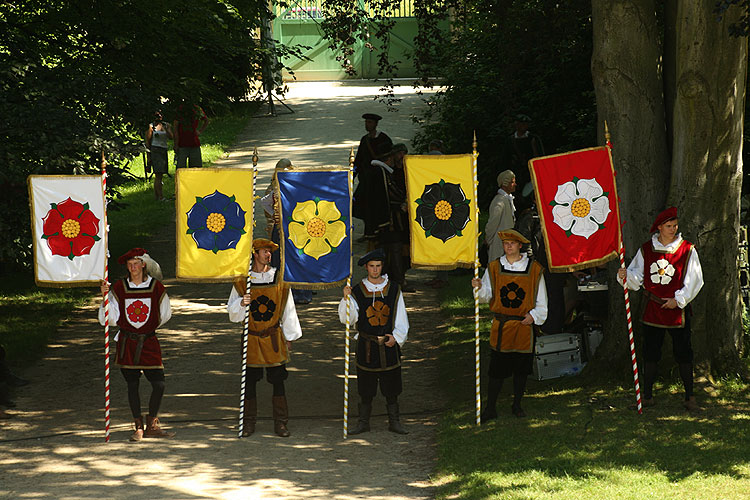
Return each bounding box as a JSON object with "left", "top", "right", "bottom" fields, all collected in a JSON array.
[
  {"left": 362, "top": 274, "right": 389, "bottom": 292},
  {"left": 497, "top": 188, "right": 514, "bottom": 198},
  {"left": 514, "top": 131, "right": 529, "bottom": 139},
  {"left": 500, "top": 253, "right": 528, "bottom": 270},
  {"left": 652, "top": 233, "right": 683, "bottom": 251},
  {"left": 250, "top": 266, "right": 277, "bottom": 279},
  {"left": 127, "top": 276, "right": 153, "bottom": 288},
  {"left": 371, "top": 159, "right": 393, "bottom": 174}
]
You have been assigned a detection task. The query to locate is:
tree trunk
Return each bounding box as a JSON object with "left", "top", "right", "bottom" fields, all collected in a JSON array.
[
  {"left": 668, "top": 3, "right": 747, "bottom": 377},
  {"left": 590, "top": 0, "right": 670, "bottom": 373}
]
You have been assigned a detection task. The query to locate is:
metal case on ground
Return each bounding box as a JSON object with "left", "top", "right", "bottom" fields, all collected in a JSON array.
[{"left": 533, "top": 333, "right": 584, "bottom": 381}]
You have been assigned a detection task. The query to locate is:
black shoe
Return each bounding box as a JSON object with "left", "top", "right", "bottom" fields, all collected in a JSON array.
[
  {"left": 348, "top": 402, "right": 372, "bottom": 435},
  {"left": 386, "top": 403, "right": 409, "bottom": 434},
  {"left": 480, "top": 408, "right": 498, "bottom": 423}
]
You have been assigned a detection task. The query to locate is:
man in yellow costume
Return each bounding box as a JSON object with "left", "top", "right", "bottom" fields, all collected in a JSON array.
[
  {"left": 472, "top": 229, "right": 547, "bottom": 420},
  {"left": 228, "top": 238, "right": 302, "bottom": 437}
]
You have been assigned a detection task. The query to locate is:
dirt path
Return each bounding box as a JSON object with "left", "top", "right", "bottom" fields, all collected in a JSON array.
[{"left": 0, "top": 82, "right": 447, "bottom": 499}]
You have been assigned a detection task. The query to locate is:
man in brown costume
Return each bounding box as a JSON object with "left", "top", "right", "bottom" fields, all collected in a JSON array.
[{"left": 227, "top": 238, "right": 302, "bottom": 437}]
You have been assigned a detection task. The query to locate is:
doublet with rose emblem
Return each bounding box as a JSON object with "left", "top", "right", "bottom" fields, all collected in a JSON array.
[
  {"left": 112, "top": 278, "right": 167, "bottom": 369},
  {"left": 352, "top": 281, "right": 402, "bottom": 372},
  {"left": 641, "top": 239, "right": 693, "bottom": 328}
]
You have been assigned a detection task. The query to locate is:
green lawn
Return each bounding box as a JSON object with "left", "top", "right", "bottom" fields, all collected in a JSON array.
[
  {"left": 434, "top": 276, "right": 750, "bottom": 500},
  {"left": 1, "top": 106, "right": 254, "bottom": 366}
]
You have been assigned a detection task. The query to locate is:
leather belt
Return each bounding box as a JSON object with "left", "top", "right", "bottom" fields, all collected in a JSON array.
[
  {"left": 360, "top": 332, "right": 387, "bottom": 368},
  {"left": 119, "top": 331, "right": 156, "bottom": 364},
  {"left": 493, "top": 313, "right": 525, "bottom": 333},
  {"left": 248, "top": 322, "right": 281, "bottom": 353},
  {"left": 643, "top": 289, "right": 667, "bottom": 305}
]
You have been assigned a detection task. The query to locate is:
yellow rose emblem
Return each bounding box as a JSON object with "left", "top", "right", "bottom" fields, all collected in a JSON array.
[{"left": 287, "top": 198, "right": 347, "bottom": 260}]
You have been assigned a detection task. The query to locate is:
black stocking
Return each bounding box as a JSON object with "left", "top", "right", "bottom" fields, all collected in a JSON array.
[
  {"left": 679, "top": 363, "right": 694, "bottom": 399},
  {"left": 125, "top": 378, "right": 141, "bottom": 419},
  {"left": 486, "top": 377, "right": 503, "bottom": 410},
  {"left": 272, "top": 381, "right": 285, "bottom": 397},
  {"left": 148, "top": 379, "right": 165, "bottom": 417},
  {"left": 512, "top": 373, "right": 527, "bottom": 408},
  {"left": 643, "top": 362, "right": 658, "bottom": 400}
]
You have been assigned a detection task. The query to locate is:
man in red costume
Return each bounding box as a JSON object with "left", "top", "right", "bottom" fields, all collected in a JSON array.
[
  {"left": 99, "top": 248, "right": 175, "bottom": 440},
  {"left": 618, "top": 207, "right": 704, "bottom": 411}
]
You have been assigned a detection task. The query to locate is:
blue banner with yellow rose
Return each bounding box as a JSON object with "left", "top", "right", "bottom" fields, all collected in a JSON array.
[
  {"left": 276, "top": 168, "right": 352, "bottom": 289},
  {"left": 176, "top": 168, "right": 254, "bottom": 281}
]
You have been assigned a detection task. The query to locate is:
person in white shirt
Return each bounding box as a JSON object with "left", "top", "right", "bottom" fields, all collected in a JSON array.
[
  {"left": 227, "top": 238, "right": 302, "bottom": 436},
  {"left": 617, "top": 207, "right": 704, "bottom": 411},
  {"left": 472, "top": 229, "right": 547, "bottom": 420},
  {"left": 485, "top": 170, "right": 517, "bottom": 262},
  {"left": 339, "top": 249, "right": 409, "bottom": 435},
  {"left": 99, "top": 247, "right": 173, "bottom": 441}
]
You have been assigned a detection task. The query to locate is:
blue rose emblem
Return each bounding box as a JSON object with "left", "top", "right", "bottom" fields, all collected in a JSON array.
[{"left": 186, "top": 190, "right": 247, "bottom": 254}]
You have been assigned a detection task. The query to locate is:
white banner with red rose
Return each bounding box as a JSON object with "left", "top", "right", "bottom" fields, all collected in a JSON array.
[{"left": 28, "top": 175, "right": 107, "bottom": 286}]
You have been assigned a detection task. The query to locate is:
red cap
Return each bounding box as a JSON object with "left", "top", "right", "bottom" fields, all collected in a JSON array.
[
  {"left": 118, "top": 247, "right": 147, "bottom": 265},
  {"left": 650, "top": 207, "right": 678, "bottom": 233}
]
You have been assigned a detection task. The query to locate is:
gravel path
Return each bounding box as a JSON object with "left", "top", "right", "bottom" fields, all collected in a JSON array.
[{"left": 0, "top": 82, "right": 447, "bottom": 500}]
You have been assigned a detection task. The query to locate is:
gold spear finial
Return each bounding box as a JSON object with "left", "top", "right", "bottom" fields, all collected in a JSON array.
[
  {"left": 252, "top": 146, "right": 259, "bottom": 167},
  {"left": 472, "top": 130, "right": 477, "bottom": 154},
  {"left": 604, "top": 120, "right": 611, "bottom": 144}
]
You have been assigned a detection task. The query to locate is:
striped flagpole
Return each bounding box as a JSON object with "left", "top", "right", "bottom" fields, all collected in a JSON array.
[
  {"left": 343, "top": 147, "right": 355, "bottom": 438},
  {"left": 100, "top": 151, "right": 112, "bottom": 442},
  {"left": 238, "top": 147, "right": 259, "bottom": 438},
  {"left": 472, "top": 132, "right": 481, "bottom": 425},
  {"left": 606, "top": 123, "right": 642, "bottom": 415}
]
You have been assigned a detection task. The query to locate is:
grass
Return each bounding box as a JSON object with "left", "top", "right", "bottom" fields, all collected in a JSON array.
[
  {"left": 434, "top": 275, "right": 750, "bottom": 500},
  {"left": 1, "top": 105, "right": 255, "bottom": 367}
]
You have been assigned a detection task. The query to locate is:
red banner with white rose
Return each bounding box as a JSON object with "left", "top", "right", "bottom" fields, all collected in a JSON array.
[{"left": 529, "top": 147, "right": 621, "bottom": 272}]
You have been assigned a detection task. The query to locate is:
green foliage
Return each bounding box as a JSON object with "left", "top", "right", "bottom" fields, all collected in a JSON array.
[
  {"left": 0, "top": 1, "right": 300, "bottom": 271},
  {"left": 435, "top": 276, "right": 750, "bottom": 500}
]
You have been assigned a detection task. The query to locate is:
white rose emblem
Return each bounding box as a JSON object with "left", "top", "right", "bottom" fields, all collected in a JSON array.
[
  {"left": 650, "top": 258, "right": 675, "bottom": 285},
  {"left": 550, "top": 177, "right": 611, "bottom": 239}
]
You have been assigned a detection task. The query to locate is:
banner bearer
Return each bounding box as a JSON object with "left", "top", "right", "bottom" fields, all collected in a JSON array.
[
  {"left": 472, "top": 230, "right": 547, "bottom": 420},
  {"left": 339, "top": 249, "right": 410, "bottom": 435}
]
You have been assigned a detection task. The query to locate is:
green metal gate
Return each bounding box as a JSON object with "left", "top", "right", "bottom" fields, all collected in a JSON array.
[{"left": 272, "top": 0, "right": 424, "bottom": 80}]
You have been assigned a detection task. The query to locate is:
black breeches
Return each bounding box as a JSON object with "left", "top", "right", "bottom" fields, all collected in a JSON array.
[
  {"left": 357, "top": 367, "right": 402, "bottom": 402},
  {"left": 245, "top": 365, "right": 288, "bottom": 399},
  {"left": 120, "top": 368, "right": 165, "bottom": 418}
]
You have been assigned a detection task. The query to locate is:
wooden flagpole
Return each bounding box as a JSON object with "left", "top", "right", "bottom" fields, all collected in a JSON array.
[
  {"left": 238, "top": 147, "right": 259, "bottom": 437},
  {"left": 472, "top": 132, "right": 481, "bottom": 425},
  {"left": 343, "top": 147, "right": 355, "bottom": 438},
  {"left": 605, "top": 122, "right": 643, "bottom": 415},
  {"left": 100, "top": 151, "right": 112, "bottom": 442}
]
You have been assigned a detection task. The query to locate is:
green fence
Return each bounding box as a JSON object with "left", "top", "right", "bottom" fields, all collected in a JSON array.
[{"left": 272, "top": 0, "right": 440, "bottom": 80}]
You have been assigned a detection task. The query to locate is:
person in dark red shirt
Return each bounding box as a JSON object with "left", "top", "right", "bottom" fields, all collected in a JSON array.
[{"left": 173, "top": 102, "right": 209, "bottom": 168}]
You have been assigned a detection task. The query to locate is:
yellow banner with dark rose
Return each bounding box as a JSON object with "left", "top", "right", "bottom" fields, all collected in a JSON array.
[
  {"left": 404, "top": 154, "right": 478, "bottom": 269},
  {"left": 176, "top": 168, "right": 254, "bottom": 281}
]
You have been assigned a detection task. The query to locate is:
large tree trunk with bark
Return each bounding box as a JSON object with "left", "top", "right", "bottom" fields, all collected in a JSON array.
[
  {"left": 590, "top": 0, "right": 670, "bottom": 374},
  {"left": 589, "top": 1, "right": 747, "bottom": 377},
  {"left": 668, "top": 3, "right": 747, "bottom": 376}
]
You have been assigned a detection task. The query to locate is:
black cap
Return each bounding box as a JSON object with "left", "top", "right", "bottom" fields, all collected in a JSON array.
[
  {"left": 515, "top": 113, "right": 532, "bottom": 123},
  {"left": 362, "top": 113, "right": 383, "bottom": 121},
  {"left": 357, "top": 248, "right": 386, "bottom": 266}
]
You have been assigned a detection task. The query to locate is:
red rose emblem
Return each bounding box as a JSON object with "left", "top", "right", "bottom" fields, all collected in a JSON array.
[
  {"left": 41, "top": 197, "right": 101, "bottom": 260},
  {"left": 126, "top": 300, "right": 149, "bottom": 323}
]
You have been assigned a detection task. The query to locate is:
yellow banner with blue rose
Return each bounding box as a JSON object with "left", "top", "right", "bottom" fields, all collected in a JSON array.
[
  {"left": 276, "top": 168, "right": 352, "bottom": 289},
  {"left": 404, "top": 154, "right": 478, "bottom": 270},
  {"left": 176, "top": 168, "right": 254, "bottom": 281}
]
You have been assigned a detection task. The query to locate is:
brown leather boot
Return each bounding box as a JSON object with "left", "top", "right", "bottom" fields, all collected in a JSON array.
[
  {"left": 130, "top": 416, "right": 144, "bottom": 442},
  {"left": 272, "top": 395, "right": 290, "bottom": 437},
  {"left": 242, "top": 398, "right": 257, "bottom": 437},
  {"left": 144, "top": 415, "right": 175, "bottom": 438}
]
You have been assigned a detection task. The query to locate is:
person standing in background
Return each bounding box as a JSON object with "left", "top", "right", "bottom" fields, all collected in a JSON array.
[
  {"left": 173, "top": 101, "right": 208, "bottom": 168},
  {"left": 145, "top": 111, "right": 173, "bottom": 200}
]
